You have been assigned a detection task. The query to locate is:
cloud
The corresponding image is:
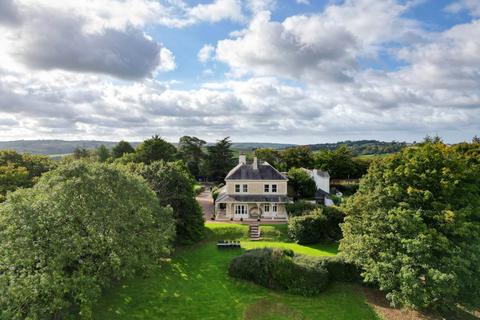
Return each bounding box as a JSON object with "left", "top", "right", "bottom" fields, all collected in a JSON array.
[
  {"left": 188, "top": 0, "right": 244, "bottom": 23},
  {"left": 445, "top": 0, "right": 480, "bottom": 17},
  {"left": 0, "top": 0, "right": 21, "bottom": 25},
  {"left": 198, "top": 44, "right": 215, "bottom": 63},
  {"left": 215, "top": 0, "right": 423, "bottom": 82}
]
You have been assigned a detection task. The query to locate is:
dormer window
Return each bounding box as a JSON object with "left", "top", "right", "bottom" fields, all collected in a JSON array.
[
  {"left": 235, "top": 184, "right": 240, "bottom": 193},
  {"left": 272, "top": 184, "right": 277, "bottom": 193}
]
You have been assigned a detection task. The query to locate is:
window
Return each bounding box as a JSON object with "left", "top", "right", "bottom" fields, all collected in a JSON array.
[
  {"left": 243, "top": 184, "right": 248, "bottom": 193},
  {"left": 264, "top": 204, "right": 270, "bottom": 212},
  {"left": 264, "top": 184, "right": 270, "bottom": 193},
  {"left": 272, "top": 204, "right": 278, "bottom": 212},
  {"left": 235, "top": 184, "right": 240, "bottom": 193},
  {"left": 235, "top": 205, "right": 246, "bottom": 215},
  {"left": 272, "top": 184, "right": 277, "bottom": 193}
]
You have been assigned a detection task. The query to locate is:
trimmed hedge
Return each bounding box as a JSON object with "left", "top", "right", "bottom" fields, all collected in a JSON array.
[
  {"left": 288, "top": 207, "right": 344, "bottom": 244},
  {"left": 228, "top": 248, "right": 329, "bottom": 296},
  {"left": 285, "top": 200, "right": 320, "bottom": 217}
]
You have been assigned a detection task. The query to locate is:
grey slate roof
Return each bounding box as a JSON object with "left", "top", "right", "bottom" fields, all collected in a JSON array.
[
  {"left": 216, "top": 193, "right": 290, "bottom": 203},
  {"left": 225, "top": 161, "right": 287, "bottom": 181}
]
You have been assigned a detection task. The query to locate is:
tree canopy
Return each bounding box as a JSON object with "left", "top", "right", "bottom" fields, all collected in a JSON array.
[
  {"left": 0, "top": 162, "right": 175, "bottom": 319},
  {"left": 287, "top": 167, "right": 317, "bottom": 200},
  {"left": 340, "top": 142, "right": 480, "bottom": 311},
  {"left": 135, "top": 135, "right": 177, "bottom": 164},
  {"left": 178, "top": 136, "right": 206, "bottom": 178},
  {"left": 206, "top": 137, "right": 235, "bottom": 180},
  {"left": 111, "top": 140, "right": 135, "bottom": 158},
  {"left": 134, "top": 160, "right": 204, "bottom": 244}
]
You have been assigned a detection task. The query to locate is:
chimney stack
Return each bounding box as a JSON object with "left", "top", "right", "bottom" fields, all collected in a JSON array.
[
  {"left": 253, "top": 157, "right": 258, "bottom": 170},
  {"left": 239, "top": 155, "right": 246, "bottom": 165}
]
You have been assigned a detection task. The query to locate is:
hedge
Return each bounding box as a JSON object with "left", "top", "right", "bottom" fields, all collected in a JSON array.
[
  {"left": 228, "top": 248, "right": 329, "bottom": 296},
  {"left": 288, "top": 207, "right": 344, "bottom": 244}
]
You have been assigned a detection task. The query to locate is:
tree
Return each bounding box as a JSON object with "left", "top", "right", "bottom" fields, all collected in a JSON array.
[
  {"left": 0, "top": 162, "right": 175, "bottom": 319},
  {"left": 206, "top": 137, "right": 235, "bottom": 180},
  {"left": 472, "top": 135, "right": 480, "bottom": 144},
  {"left": 254, "top": 148, "right": 280, "bottom": 167},
  {"left": 112, "top": 140, "right": 135, "bottom": 158},
  {"left": 178, "top": 136, "right": 206, "bottom": 178},
  {"left": 314, "top": 145, "right": 364, "bottom": 179},
  {"left": 135, "top": 135, "right": 177, "bottom": 164},
  {"left": 0, "top": 150, "right": 55, "bottom": 202},
  {"left": 73, "top": 147, "right": 90, "bottom": 159},
  {"left": 95, "top": 144, "right": 110, "bottom": 162},
  {"left": 135, "top": 161, "right": 204, "bottom": 244},
  {"left": 280, "top": 146, "right": 314, "bottom": 170},
  {"left": 340, "top": 142, "right": 480, "bottom": 311},
  {"left": 287, "top": 168, "right": 317, "bottom": 200}
]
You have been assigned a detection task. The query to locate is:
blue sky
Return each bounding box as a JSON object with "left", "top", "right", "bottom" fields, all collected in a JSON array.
[{"left": 0, "top": 0, "right": 479, "bottom": 143}]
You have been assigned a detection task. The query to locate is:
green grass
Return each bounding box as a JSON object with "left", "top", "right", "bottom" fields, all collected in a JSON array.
[
  {"left": 93, "top": 223, "right": 378, "bottom": 320},
  {"left": 241, "top": 241, "right": 338, "bottom": 257}
]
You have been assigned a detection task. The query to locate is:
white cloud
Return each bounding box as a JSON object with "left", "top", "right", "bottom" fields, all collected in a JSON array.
[
  {"left": 198, "top": 44, "right": 215, "bottom": 63},
  {"left": 158, "top": 48, "right": 177, "bottom": 72},
  {"left": 188, "top": 0, "right": 244, "bottom": 23},
  {"left": 445, "top": 0, "right": 480, "bottom": 17},
  {"left": 215, "top": 0, "right": 423, "bottom": 82}
]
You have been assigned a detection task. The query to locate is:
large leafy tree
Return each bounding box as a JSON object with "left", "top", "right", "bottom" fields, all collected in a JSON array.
[
  {"left": 340, "top": 142, "right": 480, "bottom": 311},
  {"left": 314, "top": 145, "right": 367, "bottom": 179},
  {"left": 287, "top": 168, "right": 317, "bottom": 200},
  {"left": 111, "top": 140, "right": 135, "bottom": 158},
  {"left": 135, "top": 160, "right": 204, "bottom": 244},
  {"left": 254, "top": 148, "right": 280, "bottom": 167},
  {"left": 206, "top": 137, "right": 235, "bottom": 180},
  {"left": 0, "top": 150, "right": 55, "bottom": 202},
  {"left": 95, "top": 144, "right": 111, "bottom": 162},
  {"left": 178, "top": 136, "right": 206, "bottom": 178},
  {"left": 0, "top": 162, "right": 175, "bottom": 319},
  {"left": 135, "top": 135, "right": 177, "bottom": 164},
  {"left": 280, "top": 146, "right": 314, "bottom": 170}
]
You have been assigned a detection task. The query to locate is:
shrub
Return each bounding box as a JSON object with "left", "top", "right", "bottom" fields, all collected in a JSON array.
[
  {"left": 229, "top": 248, "right": 329, "bottom": 296},
  {"left": 288, "top": 212, "right": 326, "bottom": 244},
  {"left": 0, "top": 162, "right": 175, "bottom": 319},
  {"left": 288, "top": 207, "right": 344, "bottom": 244},
  {"left": 317, "top": 256, "right": 363, "bottom": 283},
  {"left": 285, "top": 200, "right": 319, "bottom": 217}
]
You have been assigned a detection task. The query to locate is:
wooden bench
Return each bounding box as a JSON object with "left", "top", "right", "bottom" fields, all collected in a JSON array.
[{"left": 217, "top": 240, "right": 241, "bottom": 249}]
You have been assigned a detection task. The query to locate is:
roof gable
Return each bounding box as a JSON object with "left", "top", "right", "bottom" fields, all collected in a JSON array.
[{"left": 225, "top": 161, "right": 287, "bottom": 181}]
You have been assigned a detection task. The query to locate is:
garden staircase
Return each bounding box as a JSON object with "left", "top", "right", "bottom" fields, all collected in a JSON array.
[{"left": 249, "top": 224, "right": 260, "bottom": 241}]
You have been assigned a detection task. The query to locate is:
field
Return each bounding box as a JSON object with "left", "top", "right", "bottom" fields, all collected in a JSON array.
[{"left": 93, "top": 223, "right": 379, "bottom": 320}]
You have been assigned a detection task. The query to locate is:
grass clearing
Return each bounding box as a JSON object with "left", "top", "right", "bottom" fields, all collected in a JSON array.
[
  {"left": 93, "top": 223, "right": 378, "bottom": 320},
  {"left": 241, "top": 241, "right": 338, "bottom": 257}
]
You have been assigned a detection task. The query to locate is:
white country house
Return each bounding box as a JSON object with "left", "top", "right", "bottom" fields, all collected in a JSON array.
[{"left": 215, "top": 155, "right": 290, "bottom": 221}]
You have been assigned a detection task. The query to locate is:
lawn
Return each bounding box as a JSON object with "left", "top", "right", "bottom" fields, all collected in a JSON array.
[{"left": 93, "top": 223, "right": 379, "bottom": 320}]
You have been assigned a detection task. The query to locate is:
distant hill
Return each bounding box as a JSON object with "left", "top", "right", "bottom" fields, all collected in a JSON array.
[
  {"left": 305, "top": 140, "right": 409, "bottom": 156},
  {"left": 0, "top": 140, "right": 140, "bottom": 155},
  {"left": 0, "top": 140, "right": 295, "bottom": 155}
]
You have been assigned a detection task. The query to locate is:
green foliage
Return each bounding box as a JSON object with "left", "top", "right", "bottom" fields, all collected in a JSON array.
[
  {"left": 73, "top": 147, "right": 90, "bottom": 159},
  {"left": 285, "top": 200, "right": 320, "bottom": 216},
  {"left": 308, "top": 140, "right": 408, "bottom": 156},
  {"left": 0, "top": 161, "right": 175, "bottom": 319},
  {"left": 316, "top": 255, "right": 363, "bottom": 283},
  {"left": 111, "top": 140, "right": 135, "bottom": 158},
  {"left": 95, "top": 144, "right": 111, "bottom": 162},
  {"left": 280, "top": 146, "right": 314, "bottom": 169},
  {"left": 135, "top": 135, "right": 177, "bottom": 164},
  {"left": 229, "top": 248, "right": 329, "bottom": 296},
  {"left": 206, "top": 137, "right": 235, "bottom": 180},
  {"left": 254, "top": 148, "right": 281, "bottom": 167},
  {"left": 340, "top": 142, "right": 480, "bottom": 311},
  {"left": 314, "top": 145, "right": 369, "bottom": 179},
  {"left": 287, "top": 168, "right": 317, "bottom": 199},
  {"left": 178, "top": 136, "right": 206, "bottom": 178},
  {"left": 0, "top": 150, "right": 55, "bottom": 202},
  {"left": 288, "top": 207, "right": 344, "bottom": 244},
  {"left": 135, "top": 160, "right": 205, "bottom": 244}
]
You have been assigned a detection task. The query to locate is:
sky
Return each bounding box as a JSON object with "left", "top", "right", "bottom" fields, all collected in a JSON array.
[{"left": 0, "top": 0, "right": 479, "bottom": 144}]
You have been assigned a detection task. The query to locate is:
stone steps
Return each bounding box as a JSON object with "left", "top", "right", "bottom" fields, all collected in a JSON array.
[{"left": 249, "top": 224, "right": 260, "bottom": 240}]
